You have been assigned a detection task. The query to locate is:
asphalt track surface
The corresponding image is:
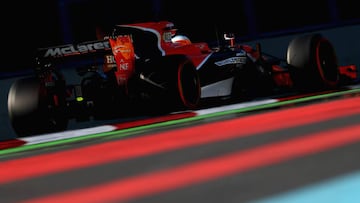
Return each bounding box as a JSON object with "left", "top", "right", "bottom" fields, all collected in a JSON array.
[{"left": 1, "top": 84, "right": 360, "bottom": 203}]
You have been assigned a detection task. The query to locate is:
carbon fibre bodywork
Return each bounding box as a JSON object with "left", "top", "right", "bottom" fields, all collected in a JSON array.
[{"left": 7, "top": 21, "right": 358, "bottom": 137}]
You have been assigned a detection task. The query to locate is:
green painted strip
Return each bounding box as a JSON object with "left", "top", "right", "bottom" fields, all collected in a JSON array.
[{"left": 1, "top": 88, "right": 360, "bottom": 156}]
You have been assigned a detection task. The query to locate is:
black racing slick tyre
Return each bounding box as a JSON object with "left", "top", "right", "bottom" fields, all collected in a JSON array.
[
  {"left": 140, "top": 55, "right": 201, "bottom": 112},
  {"left": 7, "top": 77, "right": 68, "bottom": 137},
  {"left": 171, "top": 56, "right": 201, "bottom": 109},
  {"left": 287, "top": 33, "right": 340, "bottom": 91}
]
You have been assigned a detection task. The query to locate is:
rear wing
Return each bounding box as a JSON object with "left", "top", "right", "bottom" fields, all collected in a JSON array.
[
  {"left": 34, "top": 35, "right": 137, "bottom": 85},
  {"left": 37, "top": 39, "right": 112, "bottom": 59},
  {"left": 35, "top": 39, "right": 113, "bottom": 71}
]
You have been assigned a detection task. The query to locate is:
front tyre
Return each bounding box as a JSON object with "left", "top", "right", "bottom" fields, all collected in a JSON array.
[
  {"left": 287, "top": 33, "right": 340, "bottom": 91},
  {"left": 7, "top": 77, "right": 68, "bottom": 137},
  {"left": 140, "top": 55, "right": 201, "bottom": 113},
  {"left": 174, "top": 57, "right": 201, "bottom": 109}
]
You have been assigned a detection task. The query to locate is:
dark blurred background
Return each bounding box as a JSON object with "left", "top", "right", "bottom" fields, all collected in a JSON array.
[{"left": 1, "top": 0, "right": 359, "bottom": 72}]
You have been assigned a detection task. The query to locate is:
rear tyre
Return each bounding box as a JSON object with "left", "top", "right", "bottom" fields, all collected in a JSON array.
[
  {"left": 7, "top": 77, "right": 68, "bottom": 137},
  {"left": 287, "top": 33, "right": 339, "bottom": 91}
]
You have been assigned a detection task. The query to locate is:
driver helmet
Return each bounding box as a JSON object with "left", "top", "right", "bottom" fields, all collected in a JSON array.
[{"left": 171, "top": 35, "right": 192, "bottom": 45}]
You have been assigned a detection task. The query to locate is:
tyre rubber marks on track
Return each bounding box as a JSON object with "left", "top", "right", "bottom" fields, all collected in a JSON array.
[
  {"left": 2, "top": 97, "right": 360, "bottom": 202},
  {"left": 23, "top": 124, "right": 360, "bottom": 203}
]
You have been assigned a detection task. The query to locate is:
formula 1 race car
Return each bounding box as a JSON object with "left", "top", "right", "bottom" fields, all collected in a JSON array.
[{"left": 7, "top": 21, "right": 358, "bottom": 137}]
